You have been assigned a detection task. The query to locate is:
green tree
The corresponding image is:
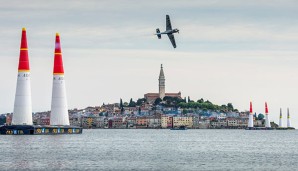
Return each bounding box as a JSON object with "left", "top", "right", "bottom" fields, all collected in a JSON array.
[
  {"left": 197, "top": 98, "right": 204, "bottom": 103},
  {"left": 128, "top": 98, "right": 136, "bottom": 107},
  {"left": 120, "top": 98, "right": 123, "bottom": 108},
  {"left": 227, "top": 103, "right": 234, "bottom": 111},
  {"left": 0, "top": 116, "right": 6, "bottom": 125},
  {"left": 258, "top": 113, "right": 264, "bottom": 120},
  {"left": 206, "top": 100, "right": 212, "bottom": 104},
  {"left": 178, "top": 102, "right": 187, "bottom": 108},
  {"left": 136, "top": 98, "right": 146, "bottom": 106},
  {"left": 163, "top": 96, "right": 173, "bottom": 102},
  {"left": 154, "top": 98, "right": 162, "bottom": 106},
  {"left": 220, "top": 104, "right": 227, "bottom": 112}
]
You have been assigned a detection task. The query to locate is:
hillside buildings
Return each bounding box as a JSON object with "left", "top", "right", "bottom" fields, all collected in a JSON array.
[{"left": 0, "top": 64, "right": 277, "bottom": 130}]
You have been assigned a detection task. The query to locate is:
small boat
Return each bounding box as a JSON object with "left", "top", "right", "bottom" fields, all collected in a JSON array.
[{"left": 170, "top": 125, "right": 187, "bottom": 130}]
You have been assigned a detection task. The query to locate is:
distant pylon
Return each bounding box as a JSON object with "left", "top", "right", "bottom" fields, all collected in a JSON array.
[
  {"left": 12, "top": 28, "right": 33, "bottom": 125},
  {"left": 248, "top": 102, "right": 254, "bottom": 128},
  {"left": 50, "top": 33, "right": 70, "bottom": 125},
  {"left": 265, "top": 102, "right": 271, "bottom": 128},
  {"left": 279, "top": 108, "right": 283, "bottom": 128},
  {"left": 287, "top": 108, "right": 291, "bottom": 128}
]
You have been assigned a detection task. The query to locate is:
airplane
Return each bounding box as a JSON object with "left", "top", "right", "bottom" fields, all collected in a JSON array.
[{"left": 155, "top": 15, "right": 179, "bottom": 48}]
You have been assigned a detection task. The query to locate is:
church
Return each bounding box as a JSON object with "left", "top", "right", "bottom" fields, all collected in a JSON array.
[{"left": 144, "top": 64, "right": 182, "bottom": 104}]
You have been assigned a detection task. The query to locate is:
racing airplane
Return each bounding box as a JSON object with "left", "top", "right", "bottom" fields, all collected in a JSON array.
[{"left": 155, "top": 15, "right": 179, "bottom": 48}]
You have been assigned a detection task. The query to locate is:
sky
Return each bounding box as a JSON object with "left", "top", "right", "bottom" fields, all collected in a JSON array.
[{"left": 0, "top": 0, "right": 298, "bottom": 127}]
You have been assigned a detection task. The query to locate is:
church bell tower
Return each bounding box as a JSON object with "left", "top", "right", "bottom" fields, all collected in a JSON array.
[{"left": 159, "top": 64, "right": 165, "bottom": 100}]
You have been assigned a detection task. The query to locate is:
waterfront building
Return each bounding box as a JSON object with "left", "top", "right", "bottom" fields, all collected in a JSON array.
[
  {"left": 36, "top": 117, "right": 50, "bottom": 125},
  {"left": 173, "top": 116, "right": 193, "bottom": 128},
  {"left": 147, "top": 116, "right": 161, "bottom": 128},
  {"left": 226, "top": 118, "right": 248, "bottom": 128},
  {"left": 199, "top": 119, "right": 210, "bottom": 129},
  {"left": 96, "top": 117, "right": 108, "bottom": 128},
  {"left": 210, "top": 119, "right": 227, "bottom": 128},
  {"left": 253, "top": 119, "right": 264, "bottom": 127},
  {"left": 127, "top": 117, "right": 136, "bottom": 128},
  {"left": 5, "top": 114, "right": 12, "bottom": 125},
  {"left": 226, "top": 118, "right": 237, "bottom": 127},
  {"left": 161, "top": 115, "right": 173, "bottom": 128},
  {"left": 192, "top": 116, "right": 200, "bottom": 128},
  {"left": 81, "top": 116, "right": 99, "bottom": 128},
  {"left": 144, "top": 64, "right": 181, "bottom": 103},
  {"left": 69, "top": 116, "right": 81, "bottom": 127},
  {"left": 136, "top": 116, "right": 148, "bottom": 128},
  {"left": 110, "top": 117, "right": 125, "bottom": 128}
]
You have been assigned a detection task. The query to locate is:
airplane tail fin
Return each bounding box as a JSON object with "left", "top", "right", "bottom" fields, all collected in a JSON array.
[{"left": 156, "top": 28, "right": 161, "bottom": 39}]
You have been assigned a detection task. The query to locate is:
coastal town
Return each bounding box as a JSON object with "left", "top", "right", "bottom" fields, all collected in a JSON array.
[
  {"left": 1, "top": 99, "right": 274, "bottom": 129},
  {"left": 0, "top": 64, "right": 279, "bottom": 129}
]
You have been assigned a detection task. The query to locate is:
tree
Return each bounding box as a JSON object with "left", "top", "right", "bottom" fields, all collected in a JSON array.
[
  {"left": 254, "top": 112, "right": 257, "bottom": 119},
  {"left": 136, "top": 98, "right": 146, "bottom": 106},
  {"left": 220, "top": 104, "right": 227, "bottom": 112},
  {"left": 197, "top": 98, "right": 204, "bottom": 103},
  {"left": 154, "top": 98, "right": 162, "bottom": 106},
  {"left": 178, "top": 102, "right": 187, "bottom": 108},
  {"left": 227, "top": 103, "right": 234, "bottom": 111},
  {"left": 187, "top": 96, "right": 194, "bottom": 103},
  {"left": 128, "top": 98, "right": 136, "bottom": 107},
  {"left": 206, "top": 100, "right": 212, "bottom": 104},
  {"left": 163, "top": 96, "right": 173, "bottom": 102},
  {"left": 0, "top": 116, "right": 6, "bottom": 125},
  {"left": 120, "top": 98, "right": 123, "bottom": 108},
  {"left": 258, "top": 113, "right": 264, "bottom": 120}
]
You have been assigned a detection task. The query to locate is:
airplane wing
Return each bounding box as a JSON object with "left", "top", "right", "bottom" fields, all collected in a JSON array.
[
  {"left": 167, "top": 33, "right": 176, "bottom": 48},
  {"left": 166, "top": 15, "right": 172, "bottom": 31}
]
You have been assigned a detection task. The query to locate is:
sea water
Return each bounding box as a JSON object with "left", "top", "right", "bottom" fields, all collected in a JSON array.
[{"left": 1, "top": 129, "right": 298, "bottom": 171}]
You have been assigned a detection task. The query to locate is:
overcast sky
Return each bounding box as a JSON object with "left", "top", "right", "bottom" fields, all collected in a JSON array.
[{"left": 0, "top": 0, "right": 298, "bottom": 127}]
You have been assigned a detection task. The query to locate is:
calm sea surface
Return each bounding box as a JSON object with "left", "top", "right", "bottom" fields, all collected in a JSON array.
[{"left": 1, "top": 129, "right": 298, "bottom": 171}]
